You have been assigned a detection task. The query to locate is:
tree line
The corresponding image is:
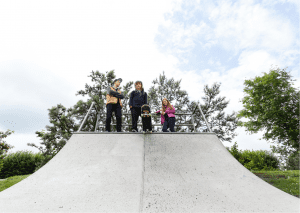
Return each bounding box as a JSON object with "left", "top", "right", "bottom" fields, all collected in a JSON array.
[{"left": 1, "top": 66, "right": 298, "bottom": 171}]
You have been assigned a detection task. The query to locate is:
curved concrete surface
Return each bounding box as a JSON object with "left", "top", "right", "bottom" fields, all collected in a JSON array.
[{"left": 0, "top": 133, "right": 299, "bottom": 212}]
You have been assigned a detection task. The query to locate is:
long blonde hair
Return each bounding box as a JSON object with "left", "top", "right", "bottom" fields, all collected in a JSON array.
[{"left": 161, "top": 98, "right": 173, "bottom": 112}]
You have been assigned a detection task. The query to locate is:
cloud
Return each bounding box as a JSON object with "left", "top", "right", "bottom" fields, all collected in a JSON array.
[
  {"left": 209, "top": 0, "right": 296, "bottom": 54},
  {"left": 155, "top": 0, "right": 300, "bottom": 100},
  {"left": 157, "top": 0, "right": 297, "bottom": 57},
  {"left": 216, "top": 50, "right": 286, "bottom": 94},
  {"left": 0, "top": 0, "right": 186, "bottom": 111},
  {"left": 0, "top": 60, "right": 77, "bottom": 110},
  {"left": 1, "top": 132, "right": 43, "bottom": 154},
  {"left": 262, "top": 0, "right": 300, "bottom": 12},
  {"left": 0, "top": 0, "right": 181, "bottom": 82},
  {"left": 156, "top": 20, "right": 211, "bottom": 54}
]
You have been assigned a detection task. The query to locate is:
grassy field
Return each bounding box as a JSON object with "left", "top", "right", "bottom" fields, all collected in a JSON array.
[{"left": 0, "top": 170, "right": 299, "bottom": 198}]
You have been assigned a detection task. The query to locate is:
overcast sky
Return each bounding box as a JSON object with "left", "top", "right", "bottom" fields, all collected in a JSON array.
[{"left": 0, "top": 0, "right": 299, "bottom": 167}]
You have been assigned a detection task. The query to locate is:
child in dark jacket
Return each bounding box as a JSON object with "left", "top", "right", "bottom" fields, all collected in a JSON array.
[
  {"left": 155, "top": 98, "right": 176, "bottom": 132},
  {"left": 129, "top": 81, "right": 147, "bottom": 132}
]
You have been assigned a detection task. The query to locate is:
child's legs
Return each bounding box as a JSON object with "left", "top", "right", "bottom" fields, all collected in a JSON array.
[
  {"left": 105, "top": 104, "right": 113, "bottom": 132},
  {"left": 115, "top": 104, "right": 122, "bottom": 132},
  {"left": 162, "top": 119, "right": 169, "bottom": 132},
  {"left": 168, "top": 117, "right": 176, "bottom": 132},
  {"left": 131, "top": 107, "right": 141, "bottom": 131}
]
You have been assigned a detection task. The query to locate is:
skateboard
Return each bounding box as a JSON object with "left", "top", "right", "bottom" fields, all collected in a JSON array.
[
  {"left": 142, "top": 129, "right": 153, "bottom": 134},
  {"left": 141, "top": 105, "right": 152, "bottom": 133}
]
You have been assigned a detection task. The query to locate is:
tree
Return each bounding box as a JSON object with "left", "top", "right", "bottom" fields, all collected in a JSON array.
[
  {"left": 187, "top": 82, "right": 242, "bottom": 143},
  {"left": 27, "top": 70, "right": 133, "bottom": 170},
  {"left": 147, "top": 71, "right": 241, "bottom": 143},
  {"left": 146, "top": 71, "right": 192, "bottom": 132},
  {"left": 0, "top": 130, "right": 15, "bottom": 173},
  {"left": 27, "top": 104, "right": 78, "bottom": 171},
  {"left": 75, "top": 70, "right": 135, "bottom": 132},
  {"left": 236, "top": 66, "right": 299, "bottom": 169},
  {"left": 0, "top": 130, "right": 15, "bottom": 156},
  {"left": 28, "top": 70, "right": 242, "bottom": 170}
]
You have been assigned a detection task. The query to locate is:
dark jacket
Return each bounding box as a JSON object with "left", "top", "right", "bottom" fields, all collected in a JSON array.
[{"left": 129, "top": 89, "right": 147, "bottom": 107}]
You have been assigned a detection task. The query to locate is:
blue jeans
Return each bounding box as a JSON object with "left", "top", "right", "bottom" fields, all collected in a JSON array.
[{"left": 162, "top": 117, "right": 176, "bottom": 132}]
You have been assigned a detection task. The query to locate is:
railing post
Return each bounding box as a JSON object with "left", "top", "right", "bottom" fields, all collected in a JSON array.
[
  {"left": 77, "top": 102, "right": 95, "bottom": 132},
  {"left": 191, "top": 115, "right": 196, "bottom": 132},
  {"left": 197, "top": 103, "right": 212, "bottom": 133},
  {"left": 94, "top": 113, "right": 100, "bottom": 132}
]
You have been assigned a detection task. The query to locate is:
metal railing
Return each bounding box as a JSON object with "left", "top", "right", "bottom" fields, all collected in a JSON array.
[
  {"left": 78, "top": 102, "right": 95, "bottom": 132},
  {"left": 77, "top": 101, "right": 211, "bottom": 132},
  {"left": 94, "top": 112, "right": 196, "bottom": 132}
]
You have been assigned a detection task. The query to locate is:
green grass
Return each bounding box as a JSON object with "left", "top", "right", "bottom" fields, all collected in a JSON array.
[
  {"left": 0, "top": 174, "right": 31, "bottom": 192},
  {"left": 0, "top": 170, "right": 299, "bottom": 198},
  {"left": 251, "top": 170, "right": 299, "bottom": 198}
]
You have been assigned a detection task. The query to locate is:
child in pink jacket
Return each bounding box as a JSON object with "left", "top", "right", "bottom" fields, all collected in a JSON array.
[{"left": 155, "top": 98, "right": 176, "bottom": 132}]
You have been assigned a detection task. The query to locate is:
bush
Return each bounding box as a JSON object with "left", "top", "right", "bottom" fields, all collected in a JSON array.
[
  {"left": 240, "top": 150, "right": 280, "bottom": 171},
  {"left": 226, "top": 142, "right": 281, "bottom": 171},
  {"left": 33, "top": 154, "right": 54, "bottom": 173},
  {"left": 0, "top": 151, "right": 45, "bottom": 179},
  {"left": 284, "top": 151, "right": 300, "bottom": 170},
  {"left": 0, "top": 157, "right": 4, "bottom": 174}
]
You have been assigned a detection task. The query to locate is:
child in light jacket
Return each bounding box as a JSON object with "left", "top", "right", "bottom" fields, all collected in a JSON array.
[{"left": 155, "top": 98, "right": 176, "bottom": 132}]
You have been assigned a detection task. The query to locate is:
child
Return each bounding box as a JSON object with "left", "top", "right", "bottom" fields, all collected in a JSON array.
[
  {"left": 105, "top": 78, "right": 124, "bottom": 132},
  {"left": 129, "top": 81, "right": 148, "bottom": 132},
  {"left": 155, "top": 98, "right": 176, "bottom": 132},
  {"left": 141, "top": 104, "right": 152, "bottom": 133}
]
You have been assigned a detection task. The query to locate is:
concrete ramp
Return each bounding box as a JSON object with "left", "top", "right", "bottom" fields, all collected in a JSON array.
[{"left": 0, "top": 133, "right": 299, "bottom": 212}]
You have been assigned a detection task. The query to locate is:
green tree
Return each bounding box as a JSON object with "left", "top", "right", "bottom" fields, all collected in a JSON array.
[
  {"left": 28, "top": 69, "right": 242, "bottom": 170},
  {"left": 236, "top": 66, "right": 299, "bottom": 170},
  {"left": 147, "top": 71, "right": 241, "bottom": 143},
  {"left": 146, "top": 71, "right": 191, "bottom": 132},
  {"left": 0, "top": 130, "right": 15, "bottom": 156},
  {"left": 27, "top": 70, "right": 132, "bottom": 170},
  {"left": 187, "top": 82, "right": 242, "bottom": 143},
  {"left": 75, "top": 70, "right": 135, "bottom": 132},
  {"left": 0, "top": 130, "right": 15, "bottom": 173},
  {"left": 27, "top": 104, "right": 78, "bottom": 171}
]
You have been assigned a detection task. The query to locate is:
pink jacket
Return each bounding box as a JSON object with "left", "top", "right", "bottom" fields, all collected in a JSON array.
[{"left": 155, "top": 105, "right": 175, "bottom": 124}]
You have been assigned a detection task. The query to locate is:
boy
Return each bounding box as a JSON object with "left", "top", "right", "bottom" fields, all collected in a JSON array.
[{"left": 105, "top": 78, "right": 124, "bottom": 132}]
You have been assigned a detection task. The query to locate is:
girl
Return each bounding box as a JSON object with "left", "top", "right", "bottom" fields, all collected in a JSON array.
[
  {"left": 155, "top": 98, "right": 176, "bottom": 132},
  {"left": 129, "top": 81, "right": 148, "bottom": 132}
]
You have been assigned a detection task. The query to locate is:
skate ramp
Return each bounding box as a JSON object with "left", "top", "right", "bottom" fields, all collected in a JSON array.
[{"left": 0, "top": 133, "right": 299, "bottom": 212}]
